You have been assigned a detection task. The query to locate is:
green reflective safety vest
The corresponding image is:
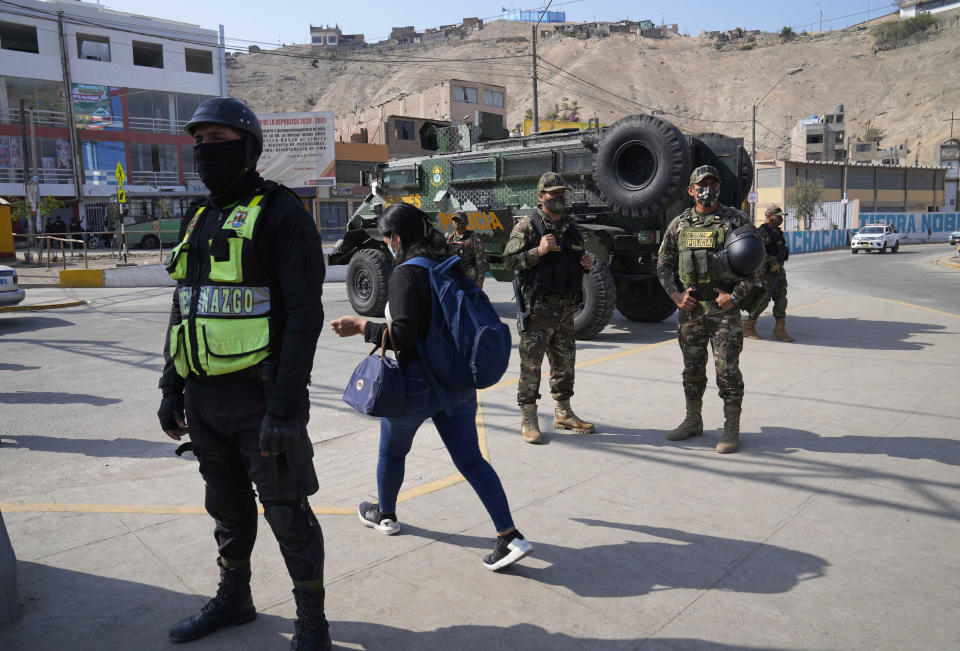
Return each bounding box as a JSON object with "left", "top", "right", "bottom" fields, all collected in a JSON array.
[
  {"left": 165, "top": 194, "right": 272, "bottom": 378},
  {"left": 677, "top": 214, "right": 726, "bottom": 288}
]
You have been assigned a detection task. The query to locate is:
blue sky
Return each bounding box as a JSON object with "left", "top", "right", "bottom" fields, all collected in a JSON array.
[{"left": 107, "top": 0, "right": 901, "bottom": 48}]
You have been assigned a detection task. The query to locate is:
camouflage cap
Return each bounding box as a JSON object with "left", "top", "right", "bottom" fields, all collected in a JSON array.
[
  {"left": 452, "top": 210, "right": 468, "bottom": 223},
  {"left": 689, "top": 165, "right": 721, "bottom": 185},
  {"left": 765, "top": 204, "right": 783, "bottom": 217},
  {"left": 537, "top": 172, "right": 568, "bottom": 193}
]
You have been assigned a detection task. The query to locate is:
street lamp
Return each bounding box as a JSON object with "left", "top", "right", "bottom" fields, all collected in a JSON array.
[{"left": 752, "top": 67, "right": 803, "bottom": 219}]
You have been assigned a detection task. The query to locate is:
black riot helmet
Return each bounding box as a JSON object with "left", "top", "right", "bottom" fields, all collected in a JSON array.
[
  {"left": 716, "top": 225, "right": 765, "bottom": 278},
  {"left": 185, "top": 97, "right": 263, "bottom": 155}
]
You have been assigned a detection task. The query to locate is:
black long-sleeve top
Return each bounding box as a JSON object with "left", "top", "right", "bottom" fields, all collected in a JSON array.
[
  {"left": 363, "top": 263, "right": 431, "bottom": 367},
  {"left": 159, "top": 184, "right": 325, "bottom": 420}
]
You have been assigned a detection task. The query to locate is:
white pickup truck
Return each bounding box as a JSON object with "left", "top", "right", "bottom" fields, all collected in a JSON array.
[{"left": 851, "top": 224, "right": 901, "bottom": 254}]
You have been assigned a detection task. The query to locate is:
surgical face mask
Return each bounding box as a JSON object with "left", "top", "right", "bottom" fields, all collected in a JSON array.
[
  {"left": 695, "top": 185, "right": 720, "bottom": 207},
  {"left": 194, "top": 139, "right": 248, "bottom": 194},
  {"left": 770, "top": 215, "right": 783, "bottom": 227},
  {"left": 543, "top": 196, "right": 566, "bottom": 214}
]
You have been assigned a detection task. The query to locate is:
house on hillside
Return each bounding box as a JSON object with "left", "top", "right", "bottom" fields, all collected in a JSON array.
[
  {"left": 335, "top": 79, "right": 506, "bottom": 159},
  {"left": 899, "top": 0, "right": 960, "bottom": 18},
  {"left": 310, "top": 25, "right": 365, "bottom": 51}
]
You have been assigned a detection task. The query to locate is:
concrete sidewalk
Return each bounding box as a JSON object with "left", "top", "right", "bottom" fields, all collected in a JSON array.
[{"left": 2, "top": 257, "right": 959, "bottom": 650}]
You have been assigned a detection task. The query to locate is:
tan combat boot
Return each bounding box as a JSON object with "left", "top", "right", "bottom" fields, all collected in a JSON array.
[
  {"left": 667, "top": 399, "right": 703, "bottom": 441},
  {"left": 553, "top": 400, "right": 595, "bottom": 433},
  {"left": 743, "top": 319, "right": 761, "bottom": 339},
  {"left": 521, "top": 404, "right": 542, "bottom": 444},
  {"left": 716, "top": 403, "right": 741, "bottom": 454},
  {"left": 773, "top": 318, "right": 794, "bottom": 342}
]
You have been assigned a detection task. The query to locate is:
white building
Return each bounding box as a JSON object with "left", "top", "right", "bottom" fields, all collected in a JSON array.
[{"left": 0, "top": 0, "right": 225, "bottom": 230}]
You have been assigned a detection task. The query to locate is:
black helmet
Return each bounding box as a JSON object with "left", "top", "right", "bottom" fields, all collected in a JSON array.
[
  {"left": 185, "top": 97, "right": 262, "bottom": 150},
  {"left": 716, "top": 225, "right": 765, "bottom": 278}
]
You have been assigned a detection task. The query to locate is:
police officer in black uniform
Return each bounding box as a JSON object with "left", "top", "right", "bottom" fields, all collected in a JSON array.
[{"left": 157, "top": 97, "right": 329, "bottom": 650}]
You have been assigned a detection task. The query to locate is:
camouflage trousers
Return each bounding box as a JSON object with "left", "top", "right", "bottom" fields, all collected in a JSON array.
[
  {"left": 677, "top": 305, "right": 744, "bottom": 407},
  {"left": 748, "top": 270, "right": 788, "bottom": 320},
  {"left": 517, "top": 300, "right": 576, "bottom": 406}
]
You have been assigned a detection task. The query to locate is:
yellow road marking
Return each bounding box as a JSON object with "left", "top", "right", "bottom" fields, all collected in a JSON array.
[
  {"left": 863, "top": 296, "right": 960, "bottom": 319},
  {"left": 17, "top": 291, "right": 928, "bottom": 517},
  {"left": 0, "top": 299, "right": 86, "bottom": 313}
]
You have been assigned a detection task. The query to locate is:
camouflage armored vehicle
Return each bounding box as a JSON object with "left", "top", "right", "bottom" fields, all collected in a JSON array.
[{"left": 329, "top": 113, "right": 752, "bottom": 339}]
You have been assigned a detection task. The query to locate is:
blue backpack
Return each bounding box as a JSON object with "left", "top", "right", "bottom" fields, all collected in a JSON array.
[{"left": 401, "top": 255, "right": 512, "bottom": 412}]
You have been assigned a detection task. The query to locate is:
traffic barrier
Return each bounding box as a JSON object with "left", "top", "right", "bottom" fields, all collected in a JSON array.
[{"left": 59, "top": 269, "right": 103, "bottom": 287}]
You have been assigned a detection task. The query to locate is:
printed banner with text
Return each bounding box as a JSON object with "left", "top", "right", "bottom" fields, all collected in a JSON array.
[{"left": 256, "top": 111, "right": 335, "bottom": 188}]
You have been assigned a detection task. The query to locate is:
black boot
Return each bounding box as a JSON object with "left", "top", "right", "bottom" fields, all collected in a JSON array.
[
  {"left": 168, "top": 558, "right": 256, "bottom": 643},
  {"left": 290, "top": 587, "right": 331, "bottom": 651}
]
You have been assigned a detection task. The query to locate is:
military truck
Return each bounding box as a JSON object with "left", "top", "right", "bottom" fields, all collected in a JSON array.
[{"left": 329, "top": 113, "right": 752, "bottom": 339}]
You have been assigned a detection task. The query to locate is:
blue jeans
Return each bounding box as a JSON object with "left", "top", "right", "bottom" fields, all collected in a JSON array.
[{"left": 377, "top": 361, "right": 515, "bottom": 532}]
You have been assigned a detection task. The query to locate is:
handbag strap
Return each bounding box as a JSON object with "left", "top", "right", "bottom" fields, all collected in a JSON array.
[{"left": 373, "top": 325, "right": 399, "bottom": 360}]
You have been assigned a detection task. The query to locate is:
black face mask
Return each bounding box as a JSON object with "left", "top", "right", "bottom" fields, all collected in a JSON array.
[{"left": 194, "top": 140, "right": 248, "bottom": 194}]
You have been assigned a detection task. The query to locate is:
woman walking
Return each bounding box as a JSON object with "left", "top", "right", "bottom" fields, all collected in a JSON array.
[{"left": 331, "top": 203, "right": 532, "bottom": 571}]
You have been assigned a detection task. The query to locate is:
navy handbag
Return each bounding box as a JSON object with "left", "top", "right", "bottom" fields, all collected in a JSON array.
[{"left": 342, "top": 327, "right": 406, "bottom": 417}]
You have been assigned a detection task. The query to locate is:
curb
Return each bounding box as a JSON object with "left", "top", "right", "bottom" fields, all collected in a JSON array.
[
  {"left": 937, "top": 258, "right": 960, "bottom": 269},
  {"left": 0, "top": 299, "right": 86, "bottom": 313}
]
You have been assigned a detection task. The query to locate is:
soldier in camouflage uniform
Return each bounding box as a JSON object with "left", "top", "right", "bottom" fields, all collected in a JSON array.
[
  {"left": 657, "top": 165, "right": 756, "bottom": 454},
  {"left": 503, "top": 172, "right": 595, "bottom": 444},
  {"left": 446, "top": 211, "right": 489, "bottom": 288},
  {"left": 744, "top": 204, "right": 794, "bottom": 342}
]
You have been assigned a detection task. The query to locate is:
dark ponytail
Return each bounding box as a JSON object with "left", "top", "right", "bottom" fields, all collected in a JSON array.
[{"left": 378, "top": 203, "right": 450, "bottom": 264}]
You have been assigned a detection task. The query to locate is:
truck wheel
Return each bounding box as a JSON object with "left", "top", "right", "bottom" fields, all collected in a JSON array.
[
  {"left": 346, "top": 248, "right": 392, "bottom": 316},
  {"left": 574, "top": 262, "right": 617, "bottom": 340},
  {"left": 879, "top": 244, "right": 886, "bottom": 254},
  {"left": 593, "top": 114, "right": 691, "bottom": 217},
  {"left": 891, "top": 241, "right": 899, "bottom": 253},
  {"left": 616, "top": 279, "right": 677, "bottom": 322},
  {"left": 141, "top": 234, "right": 160, "bottom": 249}
]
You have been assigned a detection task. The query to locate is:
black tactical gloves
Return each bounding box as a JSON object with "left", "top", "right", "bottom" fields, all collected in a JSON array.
[
  {"left": 259, "top": 413, "right": 301, "bottom": 455},
  {"left": 158, "top": 389, "right": 188, "bottom": 439}
]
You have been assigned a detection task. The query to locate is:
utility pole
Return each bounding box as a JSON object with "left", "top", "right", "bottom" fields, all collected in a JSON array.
[
  {"left": 751, "top": 104, "right": 757, "bottom": 220},
  {"left": 530, "top": 0, "right": 554, "bottom": 135},
  {"left": 531, "top": 25, "right": 539, "bottom": 134},
  {"left": 57, "top": 11, "right": 84, "bottom": 201},
  {"left": 947, "top": 111, "right": 957, "bottom": 139}
]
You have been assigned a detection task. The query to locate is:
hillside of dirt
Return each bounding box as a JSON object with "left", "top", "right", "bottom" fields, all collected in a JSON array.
[{"left": 227, "top": 13, "right": 960, "bottom": 165}]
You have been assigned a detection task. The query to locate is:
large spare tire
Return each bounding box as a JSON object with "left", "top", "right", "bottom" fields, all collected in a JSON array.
[
  {"left": 593, "top": 114, "right": 691, "bottom": 217},
  {"left": 346, "top": 248, "right": 392, "bottom": 316}
]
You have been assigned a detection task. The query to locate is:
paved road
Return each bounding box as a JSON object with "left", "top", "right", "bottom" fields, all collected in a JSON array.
[{"left": 1, "top": 244, "right": 958, "bottom": 650}]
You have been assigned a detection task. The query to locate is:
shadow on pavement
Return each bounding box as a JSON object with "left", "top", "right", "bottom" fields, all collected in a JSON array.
[
  {"left": 2, "top": 561, "right": 291, "bottom": 650},
  {"left": 0, "top": 316, "right": 75, "bottom": 335},
  {"left": 1, "top": 435, "right": 183, "bottom": 460},
  {"left": 0, "top": 363, "right": 40, "bottom": 372},
  {"left": 0, "top": 338, "right": 163, "bottom": 374},
  {"left": 331, "top": 620, "right": 761, "bottom": 650},
  {"left": 749, "top": 426, "right": 960, "bottom": 466},
  {"left": 401, "top": 521, "right": 826, "bottom": 599},
  {"left": 0, "top": 391, "right": 121, "bottom": 406},
  {"left": 755, "top": 315, "right": 946, "bottom": 350}
]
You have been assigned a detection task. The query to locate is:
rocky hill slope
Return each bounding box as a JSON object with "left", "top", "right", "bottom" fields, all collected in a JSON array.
[{"left": 227, "top": 14, "right": 960, "bottom": 165}]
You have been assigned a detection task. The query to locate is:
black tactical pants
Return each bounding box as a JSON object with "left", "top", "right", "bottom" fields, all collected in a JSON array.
[{"left": 184, "top": 376, "right": 324, "bottom": 582}]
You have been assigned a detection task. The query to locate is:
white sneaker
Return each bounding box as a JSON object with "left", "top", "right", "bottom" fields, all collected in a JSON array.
[
  {"left": 482, "top": 533, "right": 533, "bottom": 571},
  {"left": 358, "top": 501, "right": 400, "bottom": 535}
]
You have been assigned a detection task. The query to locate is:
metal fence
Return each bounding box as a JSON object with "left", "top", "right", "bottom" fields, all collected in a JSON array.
[{"left": 783, "top": 200, "right": 857, "bottom": 231}]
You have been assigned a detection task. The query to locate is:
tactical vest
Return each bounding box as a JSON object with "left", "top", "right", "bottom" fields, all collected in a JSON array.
[
  {"left": 677, "top": 213, "right": 726, "bottom": 287},
  {"left": 165, "top": 194, "right": 272, "bottom": 378},
  {"left": 447, "top": 230, "right": 477, "bottom": 270},
  {"left": 521, "top": 213, "right": 585, "bottom": 298},
  {"left": 758, "top": 223, "right": 789, "bottom": 263}
]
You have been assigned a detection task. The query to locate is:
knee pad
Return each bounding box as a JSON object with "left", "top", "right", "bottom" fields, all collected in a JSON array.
[{"left": 263, "top": 499, "right": 317, "bottom": 551}]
